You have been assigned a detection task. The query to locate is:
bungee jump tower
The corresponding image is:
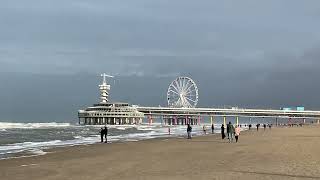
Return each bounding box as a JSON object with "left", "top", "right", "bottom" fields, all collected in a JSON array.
[{"left": 78, "top": 73, "right": 144, "bottom": 125}]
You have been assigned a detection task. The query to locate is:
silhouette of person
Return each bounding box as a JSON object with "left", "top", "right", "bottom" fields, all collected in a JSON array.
[
  {"left": 221, "top": 124, "right": 225, "bottom": 139},
  {"left": 100, "top": 128, "right": 104, "bottom": 143},
  {"left": 211, "top": 124, "right": 215, "bottom": 134},
  {"left": 104, "top": 126, "right": 108, "bottom": 143},
  {"left": 227, "top": 122, "right": 231, "bottom": 139},
  {"left": 187, "top": 124, "right": 192, "bottom": 139}
]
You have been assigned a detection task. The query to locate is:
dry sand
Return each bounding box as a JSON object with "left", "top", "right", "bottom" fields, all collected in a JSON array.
[{"left": 1, "top": 126, "right": 320, "bottom": 180}]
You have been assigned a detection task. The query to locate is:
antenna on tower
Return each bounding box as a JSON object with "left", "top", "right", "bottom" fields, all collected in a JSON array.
[{"left": 101, "top": 73, "right": 114, "bottom": 84}]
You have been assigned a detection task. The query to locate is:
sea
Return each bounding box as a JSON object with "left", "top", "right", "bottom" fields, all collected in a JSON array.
[{"left": 0, "top": 117, "right": 277, "bottom": 160}]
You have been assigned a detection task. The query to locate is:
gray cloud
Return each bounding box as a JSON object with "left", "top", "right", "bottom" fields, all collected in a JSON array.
[{"left": 1, "top": 0, "right": 320, "bottom": 121}]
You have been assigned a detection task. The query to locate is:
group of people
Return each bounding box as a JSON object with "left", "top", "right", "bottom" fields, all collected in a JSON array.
[
  {"left": 255, "top": 123, "right": 272, "bottom": 131},
  {"left": 221, "top": 122, "right": 241, "bottom": 143},
  {"left": 187, "top": 122, "right": 241, "bottom": 143},
  {"left": 99, "top": 120, "right": 275, "bottom": 144},
  {"left": 100, "top": 126, "right": 108, "bottom": 143}
]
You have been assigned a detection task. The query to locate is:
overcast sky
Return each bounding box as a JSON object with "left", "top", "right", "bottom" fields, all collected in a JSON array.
[{"left": 1, "top": 0, "right": 320, "bottom": 122}]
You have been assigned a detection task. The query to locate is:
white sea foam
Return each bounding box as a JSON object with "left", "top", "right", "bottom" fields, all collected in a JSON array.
[
  {"left": 0, "top": 123, "right": 248, "bottom": 160},
  {"left": 0, "top": 122, "right": 72, "bottom": 129}
]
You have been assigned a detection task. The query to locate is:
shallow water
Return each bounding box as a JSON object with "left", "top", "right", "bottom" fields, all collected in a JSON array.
[{"left": 0, "top": 120, "right": 257, "bottom": 160}]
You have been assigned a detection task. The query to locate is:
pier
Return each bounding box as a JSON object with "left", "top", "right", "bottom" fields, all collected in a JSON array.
[{"left": 78, "top": 74, "right": 320, "bottom": 125}]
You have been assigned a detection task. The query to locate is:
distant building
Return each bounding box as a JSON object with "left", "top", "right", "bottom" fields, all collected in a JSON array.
[{"left": 78, "top": 74, "right": 144, "bottom": 125}]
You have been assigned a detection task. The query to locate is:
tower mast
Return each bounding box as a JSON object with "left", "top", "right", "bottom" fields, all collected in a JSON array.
[{"left": 99, "top": 73, "right": 114, "bottom": 103}]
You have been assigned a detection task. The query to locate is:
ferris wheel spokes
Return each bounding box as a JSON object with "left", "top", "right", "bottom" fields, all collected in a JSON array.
[{"left": 167, "top": 77, "right": 199, "bottom": 108}]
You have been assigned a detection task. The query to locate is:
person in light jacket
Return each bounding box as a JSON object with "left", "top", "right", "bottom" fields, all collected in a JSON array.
[{"left": 235, "top": 125, "right": 241, "bottom": 143}]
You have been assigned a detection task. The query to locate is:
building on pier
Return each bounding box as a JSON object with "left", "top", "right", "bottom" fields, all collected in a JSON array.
[{"left": 78, "top": 74, "right": 144, "bottom": 125}]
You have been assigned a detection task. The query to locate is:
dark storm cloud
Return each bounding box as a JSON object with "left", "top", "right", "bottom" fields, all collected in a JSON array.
[{"left": 1, "top": 0, "right": 320, "bottom": 121}]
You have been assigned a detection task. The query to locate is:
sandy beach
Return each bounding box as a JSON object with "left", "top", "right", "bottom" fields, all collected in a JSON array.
[{"left": 1, "top": 126, "right": 320, "bottom": 180}]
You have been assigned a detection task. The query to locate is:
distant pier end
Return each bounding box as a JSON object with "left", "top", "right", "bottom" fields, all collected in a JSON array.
[{"left": 78, "top": 74, "right": 144, "bottom": 125}]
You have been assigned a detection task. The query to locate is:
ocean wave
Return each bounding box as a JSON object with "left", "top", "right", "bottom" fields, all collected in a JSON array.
[
  {"left": 0, "top": 124, "right": 249, "bottom": 160},
  {"left": 0, "top": 122, "right": 72, "bottom": 129}
]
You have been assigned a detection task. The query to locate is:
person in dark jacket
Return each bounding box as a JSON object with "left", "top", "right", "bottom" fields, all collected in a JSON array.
[
  {"left": 221, "top": 124, "right": 225, "bottom": 139},
  {"left": 100, "top": 128, "right": 104, "bottom": 143},
  {"left": 211, "top": 124, "right": 215, "bottom": 134},
  {"left": 187, "top": 124, "right": 192, "bottom": 139},
  {"left": 227, "top": 122, "right": 231, "bottom": 139},
  {"left": 104, "top": 126, "right": 108, "bottom": 143}
]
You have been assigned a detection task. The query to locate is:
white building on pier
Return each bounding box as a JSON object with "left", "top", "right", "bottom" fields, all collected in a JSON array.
[{"left": 78, "top": 74, "right": 144, "bottom": 125}]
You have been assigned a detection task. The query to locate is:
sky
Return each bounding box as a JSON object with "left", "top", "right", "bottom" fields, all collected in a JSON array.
[{"left": 1, "top": 0, "right": 320, "bottom": 122}]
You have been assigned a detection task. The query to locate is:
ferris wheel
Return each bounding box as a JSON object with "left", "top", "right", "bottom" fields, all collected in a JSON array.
[{"left": 167, "top": 77, "right": 199, "bottom": 108}]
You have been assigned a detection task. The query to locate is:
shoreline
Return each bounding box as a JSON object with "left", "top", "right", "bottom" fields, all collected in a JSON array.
[
  {"left": 0, "top": 123, "right": 232, "bottom": 160},
  {"left": 0, "top": 124, "right": 309, "bottom": 161}
]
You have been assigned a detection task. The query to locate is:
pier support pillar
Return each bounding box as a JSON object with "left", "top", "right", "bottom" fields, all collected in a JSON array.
[
  {"left": 223, "top": 116, "right": 226, "bottom": 127},
  {"left": 236, "top": 116, "right": 239, "bottom": 126}
]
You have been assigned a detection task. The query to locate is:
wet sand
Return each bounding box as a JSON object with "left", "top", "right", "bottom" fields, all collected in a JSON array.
[{"left": 1, "top": 126, "right": 320, "bottom": 180}]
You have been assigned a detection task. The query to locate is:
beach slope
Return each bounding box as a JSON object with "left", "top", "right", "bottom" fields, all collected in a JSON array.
[{"left": 1, "top": 126, "right": 320, "bottom": 180}]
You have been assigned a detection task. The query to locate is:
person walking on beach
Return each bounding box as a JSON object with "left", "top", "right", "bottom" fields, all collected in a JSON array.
[
  {"left": 221, "top": 124, "right": 225, "bottom": 139},
  {"left": 256, "top": 124, "right": 260, "bottom": 131},
  {"left": 228, "top": 122, "right": 235, "bottom": 143},
  {"left": 235, "top": 125, "right": 241, "bottom": 143},
  {"left": 203, "top": 125, "right": 207, "bottom": 135},
  {"left": 249, "top": 124, "right": 252, "bottom": 130},
  {"left": 211, "top": 124, "right": 215, "bottom": 134},
  {"left": 227, "top": 122, "right": 231, "bottom": 139},
  {"left": 263, "top": 124, "right": 266, "bottom": 131},
  {"left": 104, "top": 126, "right": 108, "bottom": 143},
  {"left": 100, "top": 128, "right": 104, "bottom": 143},
  {"left": 187, "top": 124, "right": 192, "bottom": 139}
]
